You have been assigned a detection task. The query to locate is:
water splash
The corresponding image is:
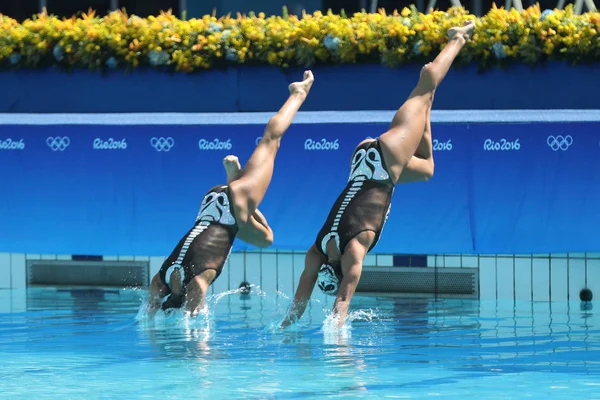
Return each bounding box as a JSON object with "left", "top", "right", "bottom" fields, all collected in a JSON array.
[
  {"left": 322, "top": 313, "right": 352, "bottom": 345},
  {"left": 264, "top": 293, "right": 328, "bottom": 333},
  {"left": 321, "top": 308, "right": 388, "bottom": 344}
]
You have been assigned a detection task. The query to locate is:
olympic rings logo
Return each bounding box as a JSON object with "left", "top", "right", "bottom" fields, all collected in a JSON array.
[
  {"left": 547, "top": 135, "right": 573, "bottom": 151},
  {"left": 46, "top": 136, "right": 70, "bottom": 151},
  {"left": 150, "top": 137, "right": 175, "bottom": 152}
]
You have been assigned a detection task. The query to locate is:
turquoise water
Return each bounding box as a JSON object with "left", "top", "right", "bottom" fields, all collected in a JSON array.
[{"left": 0, "top": 286, "right": 599, "bottom": 399}]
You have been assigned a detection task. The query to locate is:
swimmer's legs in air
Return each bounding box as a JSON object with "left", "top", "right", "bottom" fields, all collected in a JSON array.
[
  {"left": 281, "top": 22, "right": 475, "bottom": 329},
  {"left": 227, "top": 70, "right": 314, "bottom": 224},
  {"left": 332, "top": 21, "right": 476, "bottom": 325},
  {"left": 379, "top": 20, "right": 475, "bottom": 184},
  {"left": 183, "top": 72, "right": 315, "bottom": 315}
]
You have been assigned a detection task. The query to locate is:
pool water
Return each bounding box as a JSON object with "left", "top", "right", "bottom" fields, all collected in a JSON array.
[{"left": 0, "top": 287, "right": 599, "bottom": 399}]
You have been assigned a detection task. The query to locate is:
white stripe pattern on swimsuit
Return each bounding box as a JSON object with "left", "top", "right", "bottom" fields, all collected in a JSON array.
[{"left": 166, "top": 190, "right": 236, "bottom": 285}]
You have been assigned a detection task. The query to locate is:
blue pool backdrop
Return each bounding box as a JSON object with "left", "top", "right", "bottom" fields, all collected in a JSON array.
[{"left": 1, "top": 114, "right": 599, "bottom": 256}]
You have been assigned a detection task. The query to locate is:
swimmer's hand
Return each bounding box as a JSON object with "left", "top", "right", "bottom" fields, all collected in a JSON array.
[
  {"left": 289, "top": 70, "right": 314, "bottom": 98},
  {"left": 279, "top": 317, "right": 293, "bottom": 329}
]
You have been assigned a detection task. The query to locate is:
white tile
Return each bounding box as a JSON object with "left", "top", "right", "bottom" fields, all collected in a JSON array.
[
  {"left": 148, "top": 256, "right": 164, "bottom": 282},
  {"left": 435, "top": 255, "right": 444, "bottom": 267},
  {"left": 514, "top": 257, "right": 532, "bottom": 301},
  {"left": 134, "top": 256, "right": 150, "bottom": 262},
  {"left": 259, "top": 252, "right": 278, "bottom": 296},
  {"left": 444, "top": 255, "right": 461, "bottom": 268},
  {"left": 56, "top": 254, "right": 72, "bottom": 261},
  {"left": 292, "top": 253, "right": 306, "bottom": 295},
  {"left": 40, "top": 254, "right": 56, "bottom": 261},
  {"left": 277, "top": 253, "right": 294, "bottom": 298},
  {"left": 586, "top": 259, "right": 600, "bottom": 300},
  {"left": 118, "top": 256, "right": 135, "bottom": 261},
  {"left": 26, "top": 254, "right": 41, "bottom": 260},
  {"left": 568, "top": 253, "right": 586, "bottom": 259},
  {"left": 532, "top": 258, "right": 550, "bottom": 301},
  {"left": 243, "top": 252, "right": 261, "bottom": 292},
  {"left": 0, "top": 254, "right": 11, "bottom": 289},
  {"left": 228, "top": 252, "right": 245, "bottom": 292},
  {"left": 0, "top": 289, "right": 11, "bottom": 313},
  {"left": 10, "top": 253, "right": 26, "bottom": 289},
  {"left": 496, "top": 257, "right": 514, "bottom": 301},
  {"left": 461, "top": 255, "right": 478, "bottom": 269},
  {"left": 103, "top": 256, "right": 119, "bottom": 261},
  {"left": 568, "top": 258, "right": 586, "bottom": 302},
  {"left": 551, "top": 253, "right": 568, "bottom": 259},
  {"left": 427, "top": 256, "right": 436, "bottom": 267},
  {"left": 550, "top": 258, "right": 568, "bottom": 302},
  {"left": 211, "top": 256, "right": 230, "bottom": 295},
  {"left": 376, "top": 255, "right": 394, "bottom": 267},
  {"left": 479, "top": 257, "right": 496, "bottom": 300},
  {"left": 10, "top": 289, "right": 27, "bottom": 313},
  {"left": 364, "top": 254, "right": 377, "bottom": 267},
  {"left": 586, "top": 252, "right": 600, "bottom": 259}
]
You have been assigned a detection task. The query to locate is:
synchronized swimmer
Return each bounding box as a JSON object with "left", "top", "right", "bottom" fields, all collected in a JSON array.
[
  {"left": 145, "top": 20, "right": 476, "bottom": 326},
  {"left": 146, "top": 71, "right": 314, "bottom": 317},
  {"left": 281, "top": 20, "right": 475, "bottom": 328}
]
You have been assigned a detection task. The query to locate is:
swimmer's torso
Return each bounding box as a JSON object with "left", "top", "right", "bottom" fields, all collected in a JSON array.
[
  {"left": 159, "top": 185, "right": 238, "bottom": 289},
  {"left": 315, "top": 139, "right": 395, "bottom": 256}
]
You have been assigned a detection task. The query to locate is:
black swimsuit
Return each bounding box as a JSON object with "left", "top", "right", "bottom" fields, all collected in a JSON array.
[
  {"left": 158, "top": 185, "right": 238, "bottom": 305},
  {"left": 315, "top": 139, "right": 395, "bottom": 256}
]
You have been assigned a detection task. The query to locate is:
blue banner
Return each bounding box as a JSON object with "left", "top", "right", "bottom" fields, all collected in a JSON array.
[
  {"left": 0, "top": 121, "right": 599, "bottom": 255},
  {"left": 2, "top": 64, "right": 600, "bottom": 113}
]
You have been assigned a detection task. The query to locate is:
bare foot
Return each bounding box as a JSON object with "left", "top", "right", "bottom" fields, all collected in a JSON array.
[
  {"left": 448, "top": 20, "right": 475, "bottom": 42},
  {"left": 223, "top": 155, "right": 242, "bottom": 183},
  {"left": 289, "top": 70, "right": 315, "bottom": 97}
]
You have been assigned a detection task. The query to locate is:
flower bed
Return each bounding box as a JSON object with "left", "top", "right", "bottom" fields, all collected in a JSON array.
[{"left": 0, "top": 5, "right": 599, "bottom": 73}]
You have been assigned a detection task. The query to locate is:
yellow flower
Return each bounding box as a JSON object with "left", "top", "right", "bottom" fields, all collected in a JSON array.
[{"left": 0, "top": 5, "right": 596, "bottom": 72}]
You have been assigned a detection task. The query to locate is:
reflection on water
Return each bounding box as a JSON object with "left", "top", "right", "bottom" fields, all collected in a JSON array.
[{"left": 0, "top": 287, "right": 599, "bottom": 398}]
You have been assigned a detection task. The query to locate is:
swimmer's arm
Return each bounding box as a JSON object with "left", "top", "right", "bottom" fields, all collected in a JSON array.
[
  {"left": 147, "top": 274, "right": 169, "bottom": 318},
  {"left": 280, "top": 278, "right": 313, "bottom": 328},
  {"left": 237, "top": 210, "right": 274, "bottom": 248},
  {"left": 280, "top": 247, "right": 321, "bottom": 328}
]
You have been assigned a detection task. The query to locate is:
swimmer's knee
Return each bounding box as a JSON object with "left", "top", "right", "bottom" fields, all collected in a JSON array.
[
  {"left": 258, "top": 135, "right": 282, "bottom": 151},
  {"left": 264, "top": 115, "right": 288, "bottom": 140},
  {"left": 418, "top": 63, "right": 438, "bottom": 93}
]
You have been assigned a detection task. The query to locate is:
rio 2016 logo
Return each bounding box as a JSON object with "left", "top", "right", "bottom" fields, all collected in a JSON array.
[
  {"left": 0, "top": 138, "right": 25, "bottom": 150},
  {"left": 483, "top": 138, "right": 521, "bottom": 151},
  {"left": 304, "top": 138, "right": 340, "bottom": 151},
  {"left": 93, "top": 138, "right": 128, "bottom": 150},
  {"left": 432, "top": 139, "right": 452, "bottom": 151},
  {"left": 198, "top": 138, "right": 232, "bottom": 150}
]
